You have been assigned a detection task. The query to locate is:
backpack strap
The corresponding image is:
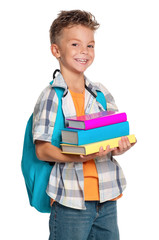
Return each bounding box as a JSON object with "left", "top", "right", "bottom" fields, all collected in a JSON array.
[
  {"left": 51, "top": 87, "right": 65, "bottom": 148},
  {"left": 96, "top": 90, "right": 107, "bottom": 111}
]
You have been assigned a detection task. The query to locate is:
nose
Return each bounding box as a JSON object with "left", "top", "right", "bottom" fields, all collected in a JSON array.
[{"left": 80, "top": 45, "right": 88, "bottom": 54}]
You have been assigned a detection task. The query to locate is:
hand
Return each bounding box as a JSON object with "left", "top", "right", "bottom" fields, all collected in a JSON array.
[
  {"left": 112, "top": 136, "right": 136, "bottom": 156},
  {"left": 80, "top": 145, "right": 117, "bottom": 162}
]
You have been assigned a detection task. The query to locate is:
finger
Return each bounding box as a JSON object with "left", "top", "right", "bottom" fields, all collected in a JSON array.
[
  {"left": 123, "top": 136, "right": 129, "bottom": 148},
  {"left": 125, "top": 137, "right": 131, "bottom": 148},
  {"left": 118, "top": 139, "right": 124, "bottom": 151},
  {"left": 99, "top": 146, "right": 104, "bottom": 153},
  {"left": 98, "top": 146, "right": 105, "bottom": 157},
  {"left": 123, "top": 137, "right": 128, "bottom": 150},
  {"left": 105, "top": 145, "right": 111, "bottom": 152},
  {"left": 104, "top": 145, "right": 117, "bottom": 155},
  {"left": 124, "top": 137, "right": 134, "bottom": 151},
  {"left": 120, "top": 137, "right": 130, "bottom": 150},
  {"left": 104, "top": 145, "right": 115, "bottom": 155}
]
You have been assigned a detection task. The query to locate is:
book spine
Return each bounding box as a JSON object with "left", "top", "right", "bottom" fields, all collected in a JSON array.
[
  {"left": 84, "top": 112, "right": 127, "bottom": 130},
  {"left": 78, "top": 121, "right": 129, "bottom": 145}
]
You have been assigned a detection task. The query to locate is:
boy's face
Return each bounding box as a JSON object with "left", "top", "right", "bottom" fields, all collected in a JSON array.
[{"left": 52, "top": 25, "right": 95, "bottom": 75}]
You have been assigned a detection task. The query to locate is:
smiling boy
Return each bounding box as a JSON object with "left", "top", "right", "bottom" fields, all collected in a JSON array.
[
  {"left": 51, "top": 25, "right": 95, "bottom": 87},
  {"left": 33, "top": 10, "right": 135, "bottom": 240}
]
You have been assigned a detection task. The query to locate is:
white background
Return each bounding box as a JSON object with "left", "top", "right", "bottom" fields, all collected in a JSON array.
[{"left": 0, "top": 0, "right": 159, "bottom": 239}]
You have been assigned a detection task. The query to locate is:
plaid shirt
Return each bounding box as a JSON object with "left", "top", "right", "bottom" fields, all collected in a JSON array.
[{"left": 33, "top": 73, "right": 126, "bottom": 210}]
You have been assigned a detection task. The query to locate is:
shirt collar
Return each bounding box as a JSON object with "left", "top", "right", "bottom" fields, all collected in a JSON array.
[{"left": 50, "top": 72, "right": 100, "bottom": 97}]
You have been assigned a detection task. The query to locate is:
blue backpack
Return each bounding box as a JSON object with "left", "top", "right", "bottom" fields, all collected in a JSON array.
[{"left": 21, "top": 79, "right": 106, "bottom": 213}]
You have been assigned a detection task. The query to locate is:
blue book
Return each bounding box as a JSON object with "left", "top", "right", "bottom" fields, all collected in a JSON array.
[{"left": 61, "top": 121, "right": 129, "bottom": 145}]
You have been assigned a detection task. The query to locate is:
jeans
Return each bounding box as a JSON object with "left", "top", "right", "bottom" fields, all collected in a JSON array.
[{"left": 49, "top": 201, "right": 119, "bottom": 240}]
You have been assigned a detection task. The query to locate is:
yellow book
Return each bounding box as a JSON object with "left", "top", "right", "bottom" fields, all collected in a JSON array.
[{"left": 61, "top": 134, "right": 136, "bottom": 155}]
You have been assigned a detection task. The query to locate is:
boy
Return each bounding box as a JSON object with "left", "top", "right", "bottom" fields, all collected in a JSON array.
[{"left": 33, "top": 10, "right": 135, "bottom": 240}]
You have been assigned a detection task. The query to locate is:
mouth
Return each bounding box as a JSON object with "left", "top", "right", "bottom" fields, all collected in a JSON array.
[{"left": 74, "top": 58, "right": 89, "bottom": 64}]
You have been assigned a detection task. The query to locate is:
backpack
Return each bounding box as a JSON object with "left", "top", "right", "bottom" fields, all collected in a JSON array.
[
  {"left": 21, "top": 77, "right": 106, "bottom": 213},
  {"left": 21, "top": 85, "right": 65, "bottom": 213}
]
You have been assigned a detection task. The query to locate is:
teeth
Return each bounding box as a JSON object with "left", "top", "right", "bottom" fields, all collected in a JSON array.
[{"left": 76, "top": 59, "right": 87, "bottom": 62}]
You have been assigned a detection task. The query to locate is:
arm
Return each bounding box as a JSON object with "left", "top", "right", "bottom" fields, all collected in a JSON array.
[{"left": 35, "top": 140, "right": 116, "bottom": 163}]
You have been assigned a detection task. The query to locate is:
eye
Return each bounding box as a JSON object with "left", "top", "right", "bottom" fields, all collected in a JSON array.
[
  {"left": 87, "top": 45, "right": 94, "bottom": 48},
  {"left": 72, "top": 43, "right": 78, "bottom": 47}
]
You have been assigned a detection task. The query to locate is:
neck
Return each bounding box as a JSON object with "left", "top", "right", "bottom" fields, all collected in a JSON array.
[{"left": 60, "top": 68, "right": 85, "bottom": 93}]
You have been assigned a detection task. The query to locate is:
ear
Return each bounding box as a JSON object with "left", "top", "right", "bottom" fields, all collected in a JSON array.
[{"left": 50, "top": 44, "right": 61, "bottom": 59}]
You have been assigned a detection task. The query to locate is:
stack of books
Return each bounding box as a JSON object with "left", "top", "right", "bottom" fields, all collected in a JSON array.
[{"left": 60, "top": 111, "right": 136, "bottom": 155}]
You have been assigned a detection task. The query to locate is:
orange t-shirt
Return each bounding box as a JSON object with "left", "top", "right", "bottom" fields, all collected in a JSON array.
[
  {"left": 69, "top": 89, "right": 100, "bottom": 200},
  {"left": 69, "top": 89, "right": 122, "bottom": 201}
]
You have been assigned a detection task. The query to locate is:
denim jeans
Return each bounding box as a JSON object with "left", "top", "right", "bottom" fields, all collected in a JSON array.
[{"left": 49, "top": 201, "right": 119, "bottom": 240}]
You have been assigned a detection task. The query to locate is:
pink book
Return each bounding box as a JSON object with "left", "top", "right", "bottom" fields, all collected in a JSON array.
[{"left": 66, "top": 111, "right": 127, "bottom": 130}]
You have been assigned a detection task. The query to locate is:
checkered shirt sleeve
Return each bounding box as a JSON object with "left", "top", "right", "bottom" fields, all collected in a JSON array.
[{"left": 32, "top": 86, "right": 58, "bottom": 143}]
